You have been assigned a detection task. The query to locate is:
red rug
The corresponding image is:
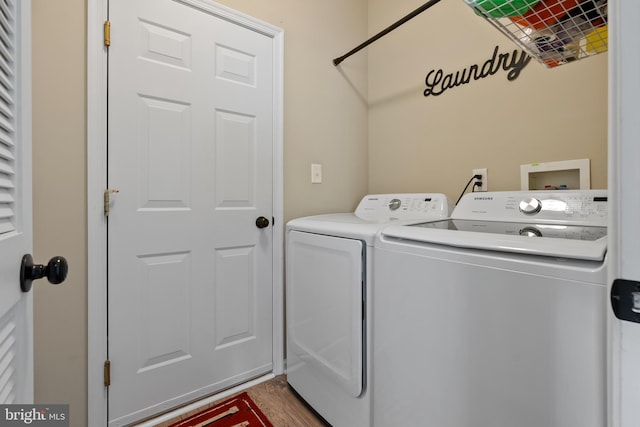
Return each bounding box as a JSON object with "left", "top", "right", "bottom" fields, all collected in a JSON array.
[{"left": 168, "top": 392, "right": 273, "bottom": 427}]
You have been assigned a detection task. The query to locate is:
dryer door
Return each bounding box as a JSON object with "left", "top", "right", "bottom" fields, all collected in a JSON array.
[{"left": 286, "top": 230, "right": 364, "bottom": 397}]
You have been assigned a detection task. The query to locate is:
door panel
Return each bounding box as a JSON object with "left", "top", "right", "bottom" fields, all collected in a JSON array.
[
  {"left": 215, "top": 111, "right": 256, "bottom": 207},
  {"left": 107, "top": 0, "right": 273, "bottom": 424},
  {"left": 137, "top": 252, "right": 191, "bottom": 371},
  {"left": 0, "top": 0, "right": 32, "bottom": 405},
  {"left": 287, "top": 231, "right": 364, "bottom": 398},
  {"left": 214, "top": 246, "right": 256, "bottom": 347}
]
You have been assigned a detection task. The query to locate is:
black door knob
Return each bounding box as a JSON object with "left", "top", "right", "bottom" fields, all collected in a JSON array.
[
  {"left": 256, "top": 216, "right": 270, "bottom": 229},
  {"left": 20, "top": 254, "right": 69, "bottom": 293}
]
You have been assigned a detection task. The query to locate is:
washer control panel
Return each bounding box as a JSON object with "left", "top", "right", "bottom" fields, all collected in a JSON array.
[
  {"left": 355, "top": 193, "right": 451, "bottom": 221},
  {"left": 454, "top": 190, "right": 608, "bottom": 226}
]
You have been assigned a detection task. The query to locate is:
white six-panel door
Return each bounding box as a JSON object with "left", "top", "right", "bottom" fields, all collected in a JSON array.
[
  {"left": 107, "top": 0, "right": 274, "bottom": 424},
  {"left": 0, "top": 0, "right": 32, "bottom": 406}
]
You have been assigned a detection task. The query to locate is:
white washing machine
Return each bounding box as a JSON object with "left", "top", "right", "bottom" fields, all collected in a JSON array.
[
  {"left": 286, "top": 193, "right": 451, "bottom": 427},
  {"left": 373, "top": 190, "right": 608, "bottom": 427}
]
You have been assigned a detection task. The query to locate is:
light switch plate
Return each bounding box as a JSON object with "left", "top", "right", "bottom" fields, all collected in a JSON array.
[{"left": 311, "top": 164, "right": 322, "bottom": 184}]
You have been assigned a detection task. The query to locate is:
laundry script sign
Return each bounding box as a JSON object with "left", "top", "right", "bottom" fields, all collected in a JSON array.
[{"left": 424, "top": 46, "right": 532, "bottom": 97}]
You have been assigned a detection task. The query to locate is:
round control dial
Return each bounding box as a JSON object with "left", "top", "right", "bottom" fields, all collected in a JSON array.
[
  {"left": 519, "top": 226, "right": 542, "bottom": 237},
  {"left": 519, "top": 197, "right": 542, "bottom": 215},
  {"left": 388, "top": 198, "right": 401, "bottom": 211}
]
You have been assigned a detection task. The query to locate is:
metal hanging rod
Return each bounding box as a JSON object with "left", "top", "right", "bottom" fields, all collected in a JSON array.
[{"left": 333, "top": 0, "right": 444, "bottom": 66}]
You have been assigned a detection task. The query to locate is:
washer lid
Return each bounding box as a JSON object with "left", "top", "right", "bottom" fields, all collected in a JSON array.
[
  {"left": 286, "top": 193, "right": 452, "bottom": 244},
  {"left": 381, "top": 221, "right": 607, "bottom": 261},
  {"left": 287, "top": 213, "right": 390, "bottom": 243},
  {"left": 414, "top": 219, "right": 606, "bottom": 241}
]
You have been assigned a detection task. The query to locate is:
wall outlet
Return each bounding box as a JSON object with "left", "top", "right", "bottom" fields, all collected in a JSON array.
[
  {"left": 472, "top": 168, "right": 488, "bottom": 192},
  {"left": 311, "top": 163, "right": 322, "bottom": 184}
]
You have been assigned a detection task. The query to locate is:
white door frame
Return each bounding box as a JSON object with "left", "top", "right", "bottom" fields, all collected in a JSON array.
[
  {"left": 608, "top": 0, "right": 640, "bottom": 425},
  {"left": 86, "top": 1, "right": 284, "bottom": 424}
]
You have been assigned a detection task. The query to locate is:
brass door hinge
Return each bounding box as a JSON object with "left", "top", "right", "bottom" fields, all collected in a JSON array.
[
  {"left": 104, "top": 20, "right": 111, "bottom": 46},
  {"left": 104, "top": 189, "right": 119, "bottom": 216},
  {"left": 104, "top": 360, "right": 111, "bottom": 387}
]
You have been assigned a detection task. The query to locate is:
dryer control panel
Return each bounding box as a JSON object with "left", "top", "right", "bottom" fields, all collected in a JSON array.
[{"left": 355, "top": 193, "right": 451, "bottom": 221}]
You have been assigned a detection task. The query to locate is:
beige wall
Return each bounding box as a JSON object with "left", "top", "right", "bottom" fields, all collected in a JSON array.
[
  {"left": 368, "top": 0, "right": 607, "bottom": 200},
  {"left": 214, "top": 0, "right": 370, "bottom": 221},
  {"left": 32, "top": 0, "right": 88, "bottom": 425},
  {"left": 31, "top": 1, "right": 368, "bottom": 426},
  {"left": 30, "top": 1, "right": 608, "bottom": 426}
]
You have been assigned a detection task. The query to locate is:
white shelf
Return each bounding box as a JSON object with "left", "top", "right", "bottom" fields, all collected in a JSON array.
[{"left": 520, "top": 158, "right": 591, "bottom": 190}]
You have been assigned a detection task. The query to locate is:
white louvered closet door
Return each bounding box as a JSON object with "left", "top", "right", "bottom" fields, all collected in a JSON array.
[{"left": 0, "top": 0, "right": 33, "bottom": 405}]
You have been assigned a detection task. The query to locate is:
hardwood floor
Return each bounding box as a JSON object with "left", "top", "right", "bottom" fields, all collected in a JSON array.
[
  {"left": 242, "top": 375, "right": 330, "bottom": 427},
  {"left": 152, "top": 375, "right": 329, "bottom": 427}
]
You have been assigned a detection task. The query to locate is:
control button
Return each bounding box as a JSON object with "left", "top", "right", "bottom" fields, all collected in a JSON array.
[
  {"left": 519, "top": 197, "right": 542, "bottom": 215},
  {"left": 388, "top": 198, "right": 401, "bottom": 211},
  {"left": 520, "top": 227, "right": 542, "bottom": 237}
]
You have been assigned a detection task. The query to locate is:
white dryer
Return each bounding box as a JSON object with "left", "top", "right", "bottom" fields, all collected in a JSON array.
[
  {"left": 373, "top": 190, "right": 608, "bottom": 427},
  {"left": 286, "top": 193, "right": 451, "bottom": 427}
]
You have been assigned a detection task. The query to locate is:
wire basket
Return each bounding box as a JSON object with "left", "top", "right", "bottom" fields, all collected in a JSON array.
[{"left": 464, "top": 0, "right": 607, "bottom": 68}]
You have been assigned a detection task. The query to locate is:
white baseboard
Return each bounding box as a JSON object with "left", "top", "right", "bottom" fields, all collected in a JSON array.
[{"left": 134, "top": 373, "right": 276, "bottom": 427}]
